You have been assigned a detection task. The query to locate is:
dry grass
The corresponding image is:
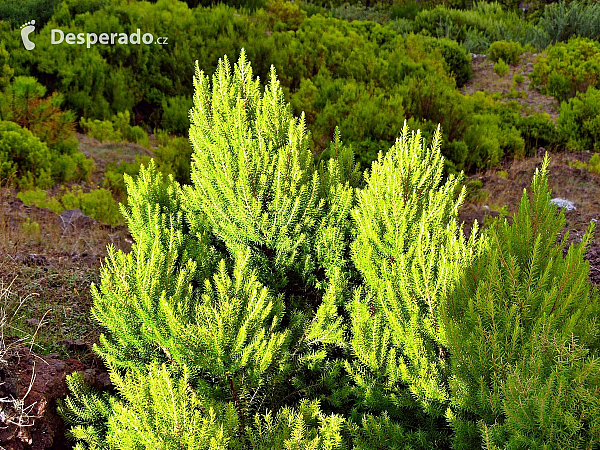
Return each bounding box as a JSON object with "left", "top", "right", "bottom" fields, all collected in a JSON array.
[{"left": 0, "top": 180, "right": 131, "bottom": 359}]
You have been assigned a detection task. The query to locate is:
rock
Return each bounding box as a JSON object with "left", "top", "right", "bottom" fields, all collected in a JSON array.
[
  {"left": 0, "top": 347, "right": 111, "bottom": 449},
  {"left": 550, "top": 198, "right": 576, "bottom": 212},
  {"left": 0, "top": 348, "right": 85, "bottom": 449},
  {"left": 58, "top": 209, "right": 97, "bottom": 232},
  {"left": 25, "top": 254, "right": 46, "bottom": 266},
  {"left": 59, "top": 339, "right": 88, "bottom": 351}
]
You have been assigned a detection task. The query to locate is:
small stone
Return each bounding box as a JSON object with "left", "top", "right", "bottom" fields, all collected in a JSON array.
[{"left": 550, "top": 198, "right": 576, "bottom": 212}]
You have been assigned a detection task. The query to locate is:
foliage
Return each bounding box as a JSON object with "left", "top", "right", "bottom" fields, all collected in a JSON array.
[
  {"left": 534, "top": 0, "right": 600, "bottom": 48},
  {"left": 152, "top": 132, "right": 193, "bottom": 185},
  {"left": 493, "top": 58, "right": 510, "bottom": 76},
  {"left": 487, "top": 39, "right": 523, "bottom": 65},
  {"left": 420, "top": 36, "right": 473, "bottom": 87},
  {"left": 444, "top": 154, "right": 600, "bottom": 448},
  {"left": 80, "top": 111, "right": 149, "bottom": 147},
  {"left": 17, "top": 186, "right": 122, "bottom": 225},
  {"left": 0, "top": 0, "right": 61, "bottom": 28},
  {"left": 412, "top": 2, "right": 538, "bottom": 48},
  {"left": 558, "top": 87, "right": 600, "bottom": 151},
  {"left": 0, "top": 0, "right": 531, "bottom": 171},
  {"left": 512, "top": 73, "right": 524, "bottom": 84},
  {"left": 570, "top": 153, "right": 600, "bottom": 175},
  {"left": 345, "top": 123, "right": 478, "bottom": 446},
  {"left": 0, "top": 76, "right": 93, "bottom": 185},
  {"left": 0, "top": 120, "right": 52, "bottom": 188},
  {"left": 103, "top": 156, "right": 152, "bottom": 203},
  {"left": 58, "top": 52, "right": 600, "bottom": 450},
  {"left": 530, "top": 37, "right": 600, "bottom": 102},
  {"left": 0, "top": 76, "right": 78, "bottom": 155}
]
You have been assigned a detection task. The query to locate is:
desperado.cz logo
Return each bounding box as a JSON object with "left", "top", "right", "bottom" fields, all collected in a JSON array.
[{"left": 19, "top": 20, "right": 168, "bottom": 50}]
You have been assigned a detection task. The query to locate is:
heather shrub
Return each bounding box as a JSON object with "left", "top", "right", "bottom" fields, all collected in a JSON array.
[
  {"left": 58, "top": 51, "right": 600, "bottom": 450},
  {"left": 530, "top": 37, "right": 600, "bottom": 102},
  {"left": 558, "top": 87, "right": 600, "bottom": 151},
  {"left": 444, "top": 155, "right": 600, "bottom": 448},
  {"left": 420, "top": 36, "right": 473, "bottom": 87},
  {"left": 493, "top": 58, "right": 510, "bottom": 77},
  {"left": 0, "top": 121, "right": 52, "bottom": 187},
  {"left": 517, "top": 112, "right": 558, "bottom": 153},
  {"left": 487, "top": 39, "right": 523, "bottom": 65}
]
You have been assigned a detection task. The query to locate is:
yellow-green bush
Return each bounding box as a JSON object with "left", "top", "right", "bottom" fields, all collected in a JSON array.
[
  {"left": 494, "top": 58, "right": 510, "bottom": 76},
  {"left": 488, "top": 40, "right": 523, "bottom": 65},
  {"left": 530, "top": 37, "right": 600, "bottom": 101},
  {"left": 17, "top": 186, "right": 122, "bottom": 226},
  {"left": 80, "top": 111, "right": 149, "bottom": 146},
  {"left": 558, "top": 87, "right": 600, "bottom": 151}
]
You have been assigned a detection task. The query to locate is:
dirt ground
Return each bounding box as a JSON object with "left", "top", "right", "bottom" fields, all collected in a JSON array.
[{"left": 460, "top": 52, "right": 560, "bottom": 121}]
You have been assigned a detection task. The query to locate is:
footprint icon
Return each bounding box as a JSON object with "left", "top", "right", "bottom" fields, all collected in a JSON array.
[{"left": 20, "top": 20, "right": 36, "bottom": 51}]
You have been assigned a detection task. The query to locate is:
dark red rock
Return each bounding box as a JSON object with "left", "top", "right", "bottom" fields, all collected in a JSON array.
[{"left": 0, "top": 347, "right": 109, "bottom": 449}]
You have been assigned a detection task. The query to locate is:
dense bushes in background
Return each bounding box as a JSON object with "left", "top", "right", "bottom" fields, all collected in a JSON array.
[
  {"left": 1, "top": 0, "right": 537, "bottom": 172},
  {"left": 534, "top": 0, "right": 600, "bottom": 47},
  {"left": 0, "top": 75, "right": 94, "bottom": 185},
  {"left": 530, "top": 37, "right": 600, "bottom": 102},
  {"left": 558, "top": 87, "right": 600, "bottom": 151},
  {"left": 80, "top": 111, "right": 150, "bottom": 147},
  {"left": 0, "top": 0, "right": 61, "bottom": 28},
  {"left": 0, "top": 0, "right": 594, "bottom": 176},
  {"left": 59, "top": 53, "right": 600, "bottom": 450}
]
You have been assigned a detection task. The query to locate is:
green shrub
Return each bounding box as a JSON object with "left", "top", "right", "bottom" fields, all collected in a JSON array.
[
  {"left": 412, "top": 2, "right": 537, "bottom": 47},
  {"left": 570, "top": 153, "right": 600, "bottom": 174},
  {"left": 530, "top": 37, "right": 600, "bottom": 102},
  {"left": 513, "top": 73, "right": 524, "bottom": 84},
  {"left": 21, "top": 217, "right": 41, "bottom": 241},
  {"left": 421, "top": 36, "right": 473, "bottom": 87},
  {"left": 0, "top": 0, "right": 61, "bottom": 28},
  {"left": 17, "top": 187, "right": 65, "bottom": 214},
  {"left": 0, "top": 121, "right": 52, "bottom": 187},
  {"left": 79, "top": 117, "right": 122, "bottom": 143},
  {"left": 444, "top": 155, "right": 600, "bottom": 448},
  {"left": 0, "top": 76, "right": 78, "bottom": 155},
  {"left": 159, "top": 95, "right": 192, "bottom": 135},
  {"left": 493, "top": 58, "right": 510, "bottom": 76},
  {"left": 535, "top": 0, "right": 600, "bottom": 48},
  {"left": 152, "top": 134, "right": 192, "bottom": 185},
  {"left": 488, "top": 40, "right": 523, "bottom": 65},
  {"left": 17, "top": 185, "right": 122, "bottom": 225},
  {"left": 59, "top": 53, "right": 600, "bottom": 449},
  {"left": 558, "top": 87, "right": 600, "bottom": 151},
  {"left": 80, "top": 111, "right": 149, "bottom": 146},
  {"left": 103, "top": 155, "right": 151, "bottom": 202}
]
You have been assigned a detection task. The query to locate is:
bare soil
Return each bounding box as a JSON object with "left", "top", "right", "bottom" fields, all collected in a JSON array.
[{"left": 460, "top": 52, "right": 560, "bottom": 121}]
